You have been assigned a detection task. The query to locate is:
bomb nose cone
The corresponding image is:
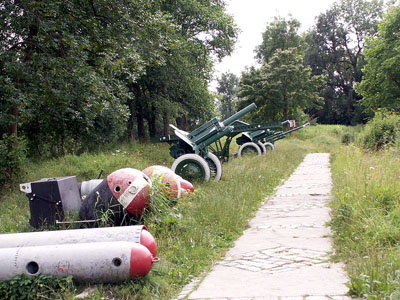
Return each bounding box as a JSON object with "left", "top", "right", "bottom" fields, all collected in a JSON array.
[
  {"left": 179, "top": 177, "right": 194, "bottom": 193},
  {"left": 129, "top": 244, "right": 158, "bottom": 278},
  {"left": 140, "top": 228, "right": 157, "bottom": 258}
]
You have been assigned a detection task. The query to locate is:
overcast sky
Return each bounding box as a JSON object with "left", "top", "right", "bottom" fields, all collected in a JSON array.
[{"left": 211, "top": 0, "right": 337, "bottom": 88}]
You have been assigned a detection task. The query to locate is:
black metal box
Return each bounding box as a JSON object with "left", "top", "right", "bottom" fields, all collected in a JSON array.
[{"left": 20, "top": 176, "right": 82, "bottom": 228}]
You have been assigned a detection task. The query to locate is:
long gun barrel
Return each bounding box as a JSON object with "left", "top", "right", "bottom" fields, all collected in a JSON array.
[
  {"left": 280, "top": 122, "right": 310, "bottom": 136},
  {"left": 187, "top": 103, "right": 257, "bottom": 146},
  {"left": 222, "top": 103, "right": 257, "bottom": 127},
  {"left": 269, "top": 122, "right": 310, "bottom": 141}
]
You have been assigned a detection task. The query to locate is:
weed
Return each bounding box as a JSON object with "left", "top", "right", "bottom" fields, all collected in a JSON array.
[
  {"left": 331, "top": 146, "right": 400, "bottom": 298},
  {"left": 0, "top": 125, "right": 342, "bottom": 299},
  {"left": 0, "top": 274, "right": 74, "bottom": 300}
]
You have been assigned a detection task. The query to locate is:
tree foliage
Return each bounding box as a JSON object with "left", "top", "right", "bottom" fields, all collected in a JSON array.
[
  {"left": 0, "top": 0, "right": 237, "bottom": 157},
  {"left": 237, "top": 16, "right": 324, "bottom": 122},
  {"left": 305, "top": 0, "right": 386, "bottom": 124},
  {"left": 356, "top": 6, "right": 400, "bottom": 112},
  {"left": 255, "top": 16, "right": 303, "bottom": 64},
  {"left": 238, "top": 47, "right": 324, "bottom": 122},
  {"left": 216, "top": 72, "right": 239, "bottom": 119},
  {"left": 122, "top": 0, "right": 238, "bottom": 139}
]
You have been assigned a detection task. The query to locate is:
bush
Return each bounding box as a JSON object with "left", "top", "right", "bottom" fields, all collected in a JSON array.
[
  {"left": 358, "top": 112, "right": 400, "bottom": 151},
  {"left": 341, "top": 132, "right": 355, "bottom": 145},
  {"left": 0, "top": 134, "right": 26, "bottom": 192},
  {"left": 0, "top": 274, "right": 74, "bottom": 300}
]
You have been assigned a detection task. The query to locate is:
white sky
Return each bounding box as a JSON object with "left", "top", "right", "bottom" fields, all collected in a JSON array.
[{"left": 211, "top": 0, "right": 337, "bottom": 88}]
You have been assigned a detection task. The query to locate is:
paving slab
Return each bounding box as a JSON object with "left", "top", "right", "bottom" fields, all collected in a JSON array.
[{"left": 178, "top": 153, "right": 351, "bottom": 300}]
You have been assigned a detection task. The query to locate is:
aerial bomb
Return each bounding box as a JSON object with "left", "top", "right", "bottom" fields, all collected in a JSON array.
[
  {"left": 0, "top": 225, "right": 157, "bottom": 258},
  {"left": 0, "top": 242, "right": 159, "bottom": 283},
  {"left": 142, "top": 165, "right": 182, "bottom": 198},
  {"left": 176, "top": 175, "right": 195, "bottom": 194},
  {"left": 142, "top": 165, "right": 194, "bottom": 198},
  {"left": 79, "top": 168, "right": 152, "bottom": 224}
]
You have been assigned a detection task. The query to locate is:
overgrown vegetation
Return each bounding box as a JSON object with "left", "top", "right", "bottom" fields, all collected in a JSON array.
[
  {"left": 0, "top": 126, "right": 335, "bottom": 299},
  {"left": 3, "top": 123, "right": 400, "bottom": 299},
  {"left": 331, "top": 146, "right": 400, "bottom": 299},
  {"left": 0, "top": 274, "right": 73, "bottom": 300},
  {"left": 357, "top": 111, "right": 400, "bottom": 151}
]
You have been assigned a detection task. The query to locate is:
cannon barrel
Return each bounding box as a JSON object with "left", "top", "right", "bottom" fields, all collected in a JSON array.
[
  {"left": 187, "top": 103, "right": 257, "bottom": 147},
  {"left": 222, "top": 103, "right": 257, "bottom": 127},
  {"left": 278, "top": 122, "right": 310, "bottom": 136}
]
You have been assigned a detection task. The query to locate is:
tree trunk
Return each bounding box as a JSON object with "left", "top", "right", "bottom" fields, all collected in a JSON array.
[
  {"left": 148, "top": 105, "right": 157, "bottom": 138},
  {"left": 127, "top": 108, "right": 135, "bottom": 142},
  {"left": 163, "top": 113, "right": 169, "bottom": 136},
  {"left": 283, "top": 104, "right": 288, "bottom": 121},
  {"left": 6, "top": 107, "right": 18, "bottom": 138},
  {"left": 176, "top": 116, "right": 183, "bottom": 129},
  {"left": 176, "top": 114, "right": 188, "bottom": 131},
  {"left": 7, "top": 22, "right": 38, "bottom": 150},
  {"left": 136, "top": 100, "right": 145, "bottom": 142},
  {"left": 161, "top": 82, "right": 169, "bottom": 136},
  {"left": 182, "top": 113, "right": 188, "bottom": 131},
  {"left": 6, "top": 107, "right": 19, "bottom": 151}
]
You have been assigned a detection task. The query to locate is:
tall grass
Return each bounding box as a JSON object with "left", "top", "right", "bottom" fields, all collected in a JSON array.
[
  {"left": 0, "top": 125, "right": 343, "bottom": 299},
  {"left": 331, "top": 146, "right": 400, "bottom": 298}
]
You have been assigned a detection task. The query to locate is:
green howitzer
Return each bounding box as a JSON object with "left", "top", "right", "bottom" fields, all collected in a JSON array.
[
  {"left": 157, "top": 103, "right": 309, "bottom": 182},
  {"left": 236, "top": 122, "right": 310, "bottom": 151},
  {"left": 156, "top": 103, "right": 257, "bottom": 182}
]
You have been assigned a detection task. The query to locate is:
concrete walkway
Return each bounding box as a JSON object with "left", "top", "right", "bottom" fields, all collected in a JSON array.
[{"left": 178, "top": 153, "right": 351, "bottom": 300}]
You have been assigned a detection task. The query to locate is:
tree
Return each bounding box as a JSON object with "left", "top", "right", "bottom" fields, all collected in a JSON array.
[
  {"left": 217, "top": 72, "right": 239, "bottom": 119},
  {"left": 127, "top": 0, "right": 238, "bottom": 139},
  {"left": 237, "top": 16, "right": 323, "bottom": 122},
  {"left": 0, "top": 0, "right": 174, "bottom": 155},
  {"left": 356, "top": 6, "right": 400, "bottom": 112},
  {"left": 305, "top": 0, "right": 387, "bottom": 124},
  {"left": 256, "top": 16, "right": 303, "bottom": 64},
  {"left": 238, "top": 48, "right": 324, "bottom": 121}
]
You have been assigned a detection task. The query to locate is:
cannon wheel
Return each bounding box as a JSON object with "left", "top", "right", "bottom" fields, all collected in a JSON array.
[
  {"left": 172, "top": 154, "right": 211, "bottom": 182},
  {"left": 263, "top": 142, "right": 275, "bottom": 151},
  {"left": 205, "top": 152, "right": 222, "bottom": 181},
  {"left": 257, "top": 141, "right": 267, "bottom": 155},
  {"left": 238, "top": 142, "right": 262, "bottom": 157}
]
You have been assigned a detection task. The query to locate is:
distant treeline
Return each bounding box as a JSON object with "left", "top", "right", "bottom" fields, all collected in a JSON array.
[
  {"left": 0, "top": 0, "right": 238, "bottom": 157},
  {"left": 219, "top": 1, "right": 399, "bottom": 128},
  {"left": 1, "top": 0, "right": 399, "bottom": 187}
]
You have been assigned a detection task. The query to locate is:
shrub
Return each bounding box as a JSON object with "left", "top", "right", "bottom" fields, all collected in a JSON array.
[
  {"left": 0, "top": 274, "right": 74, "bottom": 300},
  {"left": 341, "top": 132, "right": 355, "bottom": 145},
  {"left": 358, "top": 112, "right": 400, "bottom": 151},
  {"left": 0, "top": 134, "right": 26, "bottom": 192}
]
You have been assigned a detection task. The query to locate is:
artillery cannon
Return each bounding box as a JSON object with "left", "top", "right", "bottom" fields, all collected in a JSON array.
[
  {"left": 157, "top": 104, "right": 310, "bottom": 182},
  {"left": 236, "top": 122, "right": 310, "bottom": 153},
  {"left": 157, "top": 103, "right": 257, "bottom": 182}
]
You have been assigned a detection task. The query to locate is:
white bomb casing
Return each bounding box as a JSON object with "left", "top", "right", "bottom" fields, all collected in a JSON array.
[
  {"left": 0, "top": 242, "right": 159, "bottom": 283},
  {"left": 142, "top": 165, "right": 182, "bottom": 198},
  {"left": 0, "top": 225, "right": 157, "bottom": 258}
]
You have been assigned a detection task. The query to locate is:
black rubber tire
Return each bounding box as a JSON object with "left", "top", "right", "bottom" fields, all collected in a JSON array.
[
  {"left": 205, "top": 152, "right": 222, "bottom": 181},
  {"left": 171, "top": 154, "right": 211, "bottom": 182},
  {"left": 238, "top": 142, "right": 262, "bottom": 157}
]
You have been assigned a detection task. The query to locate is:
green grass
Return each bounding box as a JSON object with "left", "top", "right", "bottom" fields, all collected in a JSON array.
[
  {"left": 0, "top": 125, "right": 344, "bottom": 299},
  {"left": 330, "top": 146, "right": 400, "bottom": 299}
]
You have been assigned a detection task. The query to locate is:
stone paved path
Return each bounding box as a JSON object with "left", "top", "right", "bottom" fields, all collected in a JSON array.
[{"left": 178, "top": 153, "right": 351, "bottom": 300}]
